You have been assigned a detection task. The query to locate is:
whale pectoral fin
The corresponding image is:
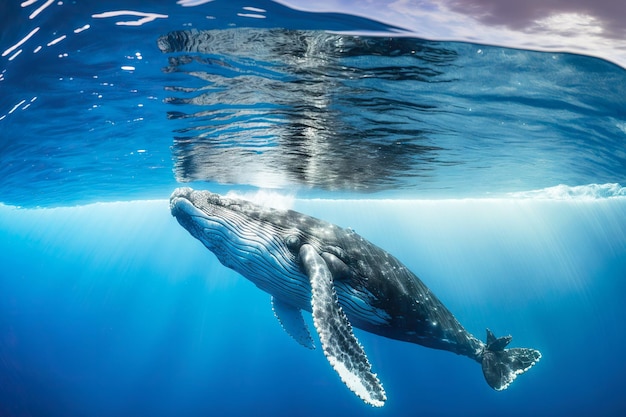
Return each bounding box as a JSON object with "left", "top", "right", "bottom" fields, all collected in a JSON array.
[
  {"left": 271, "top": 296, "right": 315, "bottom": 350},
  {"left": 299, "top": 244, "right": 386, "bottom": 407}
]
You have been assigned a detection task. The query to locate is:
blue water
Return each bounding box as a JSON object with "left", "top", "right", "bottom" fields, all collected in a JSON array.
[{"left": 2, "top": 1, "right": 626, "bottom": 416}]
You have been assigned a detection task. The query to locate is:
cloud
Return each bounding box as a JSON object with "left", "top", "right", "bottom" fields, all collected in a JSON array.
[{"left": 445, "top": 0, "right": 626, "bottom": 39}]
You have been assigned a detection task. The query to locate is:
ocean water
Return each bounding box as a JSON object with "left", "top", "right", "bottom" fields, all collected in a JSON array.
[{"left": 1, "top": 1, "right": 626, "bottom": 416}]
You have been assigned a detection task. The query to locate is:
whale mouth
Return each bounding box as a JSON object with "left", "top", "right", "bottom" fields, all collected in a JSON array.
[
  {"left": 170, "top": 194, "right": 195, "bottom": 220},
  {"left": 170, "top": 187, "right": 221, "bottom": 218},
  {"left": 170, "top": 187, "right": 194, "bottom": 212},
  {"left": 170, "top": 187, "right": 231, "bottom": 254},
  {"left": 170, "top": 187, "right": 218, "bottom": 237},
  {"left": 170, "top": 187, "right": 196, "bottom": 221},
  {"left": 170, "top": 187, "right": 238, "bottom": 215}
]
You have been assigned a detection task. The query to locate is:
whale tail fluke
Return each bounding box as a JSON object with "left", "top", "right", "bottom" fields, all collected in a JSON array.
[{"left": 481, "top": 329, "right": 541, "bottom": 391}]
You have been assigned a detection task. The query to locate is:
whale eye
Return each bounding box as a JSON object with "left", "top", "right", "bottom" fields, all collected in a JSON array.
[{"left": 285, "top": 235, "right": 301, "bottom": 251}]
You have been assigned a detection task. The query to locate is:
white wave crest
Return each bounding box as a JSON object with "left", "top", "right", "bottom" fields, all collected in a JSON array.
[
  {"left": 507, "top": 183, "right": 626, "bottom": 200},
  {"left": 225, "top": 189, "right": 296, "bottom": 209}
]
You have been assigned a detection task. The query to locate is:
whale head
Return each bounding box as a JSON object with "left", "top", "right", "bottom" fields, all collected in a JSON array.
[{"left": 169, "top": 187, "right": 311, "bottom": 300}]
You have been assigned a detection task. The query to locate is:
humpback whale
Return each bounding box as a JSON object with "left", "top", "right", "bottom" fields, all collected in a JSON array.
[{"left": 170, "top": 187, "right": 541, "bottom": 407}]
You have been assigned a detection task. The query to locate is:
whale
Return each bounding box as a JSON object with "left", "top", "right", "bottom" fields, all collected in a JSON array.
[{"left": 170, "top": 187, "right": 541, "bottom": 407}]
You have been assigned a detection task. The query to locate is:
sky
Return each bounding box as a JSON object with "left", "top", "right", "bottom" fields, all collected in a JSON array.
[{"left": 277, "top": 0, "right": 626, "bottom": 68}]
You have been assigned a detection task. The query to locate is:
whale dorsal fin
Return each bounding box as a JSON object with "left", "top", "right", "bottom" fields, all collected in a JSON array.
[
  {"left": 299, "top": 244, "right": 386, "bottom": 407},
  {"left": 271, "top": 296, "right": 315, "bottom": 350}
]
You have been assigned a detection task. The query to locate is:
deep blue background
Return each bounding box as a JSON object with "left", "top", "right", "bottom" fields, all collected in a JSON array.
[{"left": 1, "top": 198, "right": 625, "bottom": 416}]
